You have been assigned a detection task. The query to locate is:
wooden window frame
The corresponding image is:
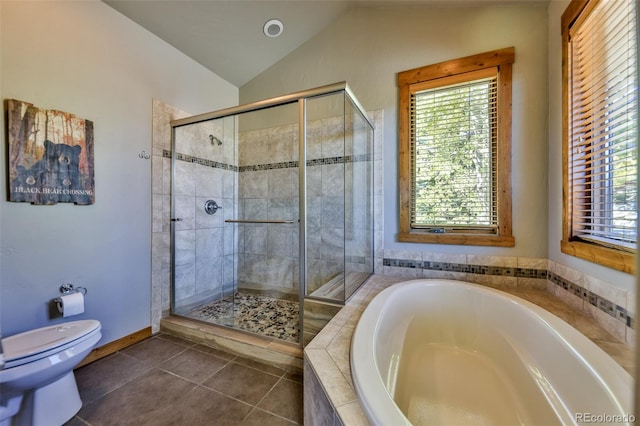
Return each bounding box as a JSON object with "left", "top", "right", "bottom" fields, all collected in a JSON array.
[
  {"left": 561, "top": 0, "right": 636, "bottom": 274},
  {"left": 397, "top": 47, "right": 515, "bottom": 247}
]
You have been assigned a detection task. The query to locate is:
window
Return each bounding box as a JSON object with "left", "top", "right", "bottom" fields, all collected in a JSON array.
[
  {"left": 398, "top": 48, "right": 515, "bottom": 246},
  {"left": 562, "top": 0, "right": 637, "bottom": 273}
]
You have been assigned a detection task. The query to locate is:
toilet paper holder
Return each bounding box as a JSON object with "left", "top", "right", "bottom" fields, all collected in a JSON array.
[
  {"left": 56, "top": 283, "right": 87, "bottom": 301},
  {"left": 53, "top": 284, "right": 86, "bottom": 318}
]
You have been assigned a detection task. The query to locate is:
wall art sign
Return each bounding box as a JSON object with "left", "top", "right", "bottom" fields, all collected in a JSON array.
[{"left": 6, "top": 99, "right": 95, "bottom": 205}]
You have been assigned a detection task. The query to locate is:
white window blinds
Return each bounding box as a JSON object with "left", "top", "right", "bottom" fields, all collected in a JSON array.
[
  {"left": 568, "top": 0, "right": 637, "bottom": 249},
  {"left": 410, "top": 69, "right": 499, "bottom": 232}
]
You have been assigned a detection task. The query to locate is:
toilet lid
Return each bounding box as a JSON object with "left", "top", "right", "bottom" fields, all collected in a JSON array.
[{"left": 2, "top": 320, "right": 101, "bottom": 368}]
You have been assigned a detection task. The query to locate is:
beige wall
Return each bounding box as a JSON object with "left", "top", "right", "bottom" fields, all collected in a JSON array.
[
  {"left": 241, "top": 2, "right": 635, "bottom": 293},
  {"left": 0, "top": 0, "right": 238, "bottom": 343},
  {"left": 242, "top": 4, "right": 549, "bottom": 257}
]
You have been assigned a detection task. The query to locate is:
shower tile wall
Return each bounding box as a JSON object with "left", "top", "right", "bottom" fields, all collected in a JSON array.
[
  {"left": 238, "top": 123, "right": 299, "bottom": 294},
  {"left": 237, "top": 111, "right": 377, "bottom": 297},
  {"left": 371, "top": 110, "right": 385, "bottom": 276},
  {"left": 151, "top": 99, "right": 189, "bottom": 332}
]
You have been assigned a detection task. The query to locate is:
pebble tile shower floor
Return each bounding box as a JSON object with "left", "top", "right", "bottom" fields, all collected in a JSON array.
[
  {"left": 187, "top": 292, "right": 299, "bottom": 343},
  {"left": 67, "top": 334, "right": 303, "bottom": 425}
]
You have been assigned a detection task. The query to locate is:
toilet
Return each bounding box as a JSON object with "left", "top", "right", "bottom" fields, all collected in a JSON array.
[{"left": 0, "top": 320, "right": 102, "bottom": 426}]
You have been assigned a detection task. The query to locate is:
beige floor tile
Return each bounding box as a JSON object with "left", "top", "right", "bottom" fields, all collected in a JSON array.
[
  {"left": 75, "top": 352, "right": 153, "bottom": 404},
  {"left": 143, "top": 385, "right": 253, "bottom": 426},
  {"left": 77, "top": 369, "right": 195, "bottom": 426},
  {"left": 240, "top": 408, "right": 297, "bottom": 426},
  {"left": 203, "top": 361, "right": 280, "bottom": 405},
  {"left": 159, "top": 348, "right": 229, "bottom": 383},
  {"left": 121, "top": 336, "right": 187, "bottom": 365},
  {"left": 258, "top": 378, "right": 303, "bottom": 423}
]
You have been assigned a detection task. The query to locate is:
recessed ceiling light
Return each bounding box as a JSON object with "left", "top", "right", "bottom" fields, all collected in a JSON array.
[{"left": 263, "top": 19, "right": 283, "bottom": 38}]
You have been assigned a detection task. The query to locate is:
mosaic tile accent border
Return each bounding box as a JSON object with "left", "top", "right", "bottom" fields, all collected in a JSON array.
[
  {"left": 547, "top": 271, "right": 632, "bottom": 328},
  {"left": 383, "top": 258, "right": 548, "bottom": 278},
  {"left": 240, "top": 154, "right": 374, "bottom": 171},
  {"left": 163, "top": 149, "right": 237, "bottom": 171},
  {"left": 383, "top": 257, "right": 633, "bottom": 328},
  {"left": 240, "top": 161, "right": 298, "bottom": 172},
  {"left": 164, "top": 149, "right": 373, "bottom": 172},
  {"left": 307, "top": 154, "right": 373, "bottom": 167}
]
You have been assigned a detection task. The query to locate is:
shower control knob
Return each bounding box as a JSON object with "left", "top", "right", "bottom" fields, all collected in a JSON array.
[{"left": 204, "top": 200, "right": 221, "bottom": 215}]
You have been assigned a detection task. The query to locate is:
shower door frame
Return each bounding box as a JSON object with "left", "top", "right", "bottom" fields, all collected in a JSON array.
[{"left": 170, "top": 82, "right": 374, "bottom": 347}]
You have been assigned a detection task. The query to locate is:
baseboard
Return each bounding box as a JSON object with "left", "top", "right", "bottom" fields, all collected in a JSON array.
[{"left": 76, "top": 326, "right": 152, "bottom": 368}]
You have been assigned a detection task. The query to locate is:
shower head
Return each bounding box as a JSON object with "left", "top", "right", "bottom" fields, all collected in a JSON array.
[{"left": 209, "top": 135, "right": 223, "bottom": 146}]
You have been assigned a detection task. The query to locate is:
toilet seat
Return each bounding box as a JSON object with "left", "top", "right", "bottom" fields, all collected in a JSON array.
[{"left": 2, "top": 320, "right": 101, "bottom": 369}]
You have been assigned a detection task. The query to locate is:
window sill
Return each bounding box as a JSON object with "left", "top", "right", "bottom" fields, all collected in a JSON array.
[
  {"left": 560, "top": 240, "right": 635, "bottom": 274},
  {"left": 398, "top": 232, "right": 515, "bottom": 247}
]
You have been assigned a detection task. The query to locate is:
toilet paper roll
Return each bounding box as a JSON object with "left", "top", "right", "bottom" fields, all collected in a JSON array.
[{"left": 56, "top": 292, "right": 85, "bottom": 317}]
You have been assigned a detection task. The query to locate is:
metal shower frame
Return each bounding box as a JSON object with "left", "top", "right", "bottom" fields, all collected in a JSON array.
[{"left": 169, "top": 81, "right": 374, "bottom": 347}]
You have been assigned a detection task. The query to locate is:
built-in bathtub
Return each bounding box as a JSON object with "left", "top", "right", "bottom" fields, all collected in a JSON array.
[{"left": 350, "top": 279, "right": 633, "bottom": 425}]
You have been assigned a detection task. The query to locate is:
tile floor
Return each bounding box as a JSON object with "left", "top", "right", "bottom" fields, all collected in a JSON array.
[{"left": 67, "top": 333, "right": 303, "bottom": 426}]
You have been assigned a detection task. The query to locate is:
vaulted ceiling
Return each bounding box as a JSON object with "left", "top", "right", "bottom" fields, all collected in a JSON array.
[{"left": 104, "top": 0, "right": 545, "bottom": 87}]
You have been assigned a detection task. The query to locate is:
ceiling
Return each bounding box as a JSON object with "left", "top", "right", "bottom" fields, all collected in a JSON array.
[
  {"left": 104, "top": 0, "right": 355, "bottom": 87},
  {"left": 103, "top": 0, "right": 544, "bottom": 87}
]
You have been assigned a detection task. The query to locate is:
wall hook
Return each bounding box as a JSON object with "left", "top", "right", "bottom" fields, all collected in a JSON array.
[{"left": 138, "top": 150, "right": 151, "bottom": 159}]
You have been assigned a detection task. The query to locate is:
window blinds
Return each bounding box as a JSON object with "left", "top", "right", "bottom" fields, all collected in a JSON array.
[
  {"left": 569, "top": 0, "right": 637, "bottom": 248},
  {"left": 410, "top": 72, "right": 498, "bottom": 231}
]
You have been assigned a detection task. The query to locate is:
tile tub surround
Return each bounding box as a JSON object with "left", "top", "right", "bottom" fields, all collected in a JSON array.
[
  {"left": 304, "top": 274, "right": 634, "bottom": 425},
  {"left": 382, "top": 252, "right": 635, "bottom": 345}
]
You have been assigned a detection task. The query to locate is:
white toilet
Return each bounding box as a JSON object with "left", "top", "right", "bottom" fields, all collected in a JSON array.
[{"left": 0, "top": 320, "right": 102, "bottom": 426}]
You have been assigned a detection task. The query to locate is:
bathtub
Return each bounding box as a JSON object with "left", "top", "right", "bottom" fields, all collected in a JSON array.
[{"left": 350, "top": 279, "right": 633, "bottom": 426}]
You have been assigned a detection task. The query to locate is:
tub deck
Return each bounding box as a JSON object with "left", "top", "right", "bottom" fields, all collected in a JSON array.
[
  {"left": 354, "top": 280, "right": 632, "bottom": 425},
  {"left": 304, "top": 274, "right": 634, "bottom": 426}
]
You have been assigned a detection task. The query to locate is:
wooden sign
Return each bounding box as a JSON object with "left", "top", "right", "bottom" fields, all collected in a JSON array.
[{"left": 6, "top": 99, "right": 95, "bottom": 205}]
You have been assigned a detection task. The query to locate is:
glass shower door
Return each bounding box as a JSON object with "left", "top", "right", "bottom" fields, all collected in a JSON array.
[
  {"left": 344, "top": 98, "right": 374, "bottom": 300},
  {"left": 234, "top": 103, "right": 301, "bottom": 343},
  {"left": 171, "top": 115, "right": 237, "bottom": 327},
  {"left": 303, "top": 91, "right": 374, "bottom": 302},
  {"left": 304, "top": 92, "right": 347, "bottom": 301}
]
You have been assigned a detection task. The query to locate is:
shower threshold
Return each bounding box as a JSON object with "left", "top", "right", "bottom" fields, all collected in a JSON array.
[{"left": 160, "top": 313, "right": 303, "bottom": 372}]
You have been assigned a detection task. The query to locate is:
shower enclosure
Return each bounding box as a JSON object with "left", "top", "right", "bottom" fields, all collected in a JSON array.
[{"left": 169, "top": 82, "right": 374, "bottom": 346}]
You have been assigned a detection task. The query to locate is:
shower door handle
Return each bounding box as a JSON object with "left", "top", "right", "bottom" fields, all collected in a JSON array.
[{"left": 171, "top": 218, "right": 183, "bottom": 222}]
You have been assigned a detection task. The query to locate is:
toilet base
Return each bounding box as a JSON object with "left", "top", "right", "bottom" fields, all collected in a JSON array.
[
  {"left": 0, "top": 394, "right": 23, "bottom": 426},
  {"left": 15, "top": 371, "right": 82, "bottom": 426}
]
